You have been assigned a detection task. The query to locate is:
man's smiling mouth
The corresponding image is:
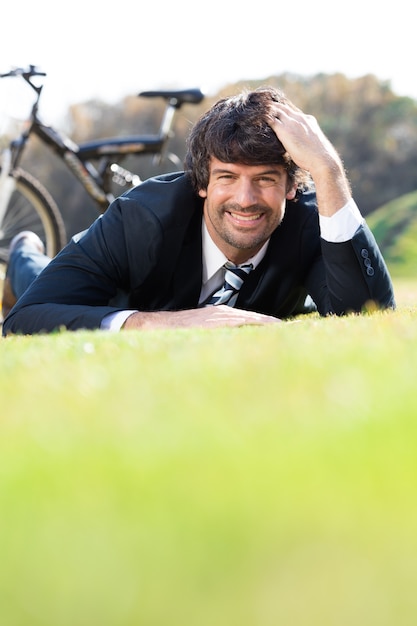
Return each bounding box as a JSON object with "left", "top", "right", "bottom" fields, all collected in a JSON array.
[{"left": 227, "top": 211, "right": 263, "bottom": 222}]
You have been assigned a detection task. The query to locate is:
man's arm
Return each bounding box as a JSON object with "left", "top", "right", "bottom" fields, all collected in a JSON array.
[
  {"left": 269, "top": 102, "right": 351, "bottom": 216},
  {"left": 269, "top": 103, "right": 395, "bottom": 313},
  {"left": 122, "top": 305, "right": 281, "bottom": 330},
  {"left": 2, "top": 194, "right": 283, "bottom": 334}
]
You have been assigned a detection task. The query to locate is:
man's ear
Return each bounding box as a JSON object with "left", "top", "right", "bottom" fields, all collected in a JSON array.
[
  {"left": 198, "top": 189, "right": 207, "bottom": 198},
  {"left": 286, "top": 185, "right": 297, "bottom": 200}
]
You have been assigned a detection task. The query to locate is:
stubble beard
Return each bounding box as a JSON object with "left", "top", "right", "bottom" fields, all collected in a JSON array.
[{"left": 213, "top": 203, "right": 283, "bottom": 250}]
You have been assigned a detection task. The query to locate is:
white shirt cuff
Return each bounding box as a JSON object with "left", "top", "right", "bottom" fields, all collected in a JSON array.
[
  {"left": 100, "top": 310, "right": 137, "bottom": 331},
  {"left": 319, "top": 198, "right": 364, "bottom": 243}
]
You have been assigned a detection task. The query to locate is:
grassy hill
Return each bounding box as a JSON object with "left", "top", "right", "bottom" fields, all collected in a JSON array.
[{"left": 367, "top": 190, "right": 417, "bottom": 278}]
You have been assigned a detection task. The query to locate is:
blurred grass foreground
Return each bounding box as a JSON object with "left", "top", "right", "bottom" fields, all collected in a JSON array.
[{"left": 1, "top": 280, "right": 417, "bottom": 626}]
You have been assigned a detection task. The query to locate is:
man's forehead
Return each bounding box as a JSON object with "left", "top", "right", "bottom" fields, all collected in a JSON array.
[{"left": 209, "top": 159, "right": 286, "bottom": 175}]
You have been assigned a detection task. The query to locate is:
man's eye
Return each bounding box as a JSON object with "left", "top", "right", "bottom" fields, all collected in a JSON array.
[{"left": 258, "top": 177, "right": 277, "bottom": 185}]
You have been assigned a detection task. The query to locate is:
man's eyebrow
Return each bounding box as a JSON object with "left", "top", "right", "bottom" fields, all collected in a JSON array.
[
  {"left": 256, "top": 168, "right": 284, "bottom": 176},
  {"left": 211, "top": 167, "right": 283, "bottom": 176},
  {"left": 211, "top": 167, "right": 234, "bottom": 175}
]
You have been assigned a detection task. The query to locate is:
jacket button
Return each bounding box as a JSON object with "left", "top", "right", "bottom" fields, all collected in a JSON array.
[
  {"left": 361, "top": 248, "right": 369, "bottom": 258},
  {"left": 366, "top": 267, "right": 375, "bottom": 276}
]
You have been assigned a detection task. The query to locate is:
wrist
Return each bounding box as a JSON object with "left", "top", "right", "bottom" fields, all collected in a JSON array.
[{"left": 311, "top": 159, "right": 352, "bottom": 218}]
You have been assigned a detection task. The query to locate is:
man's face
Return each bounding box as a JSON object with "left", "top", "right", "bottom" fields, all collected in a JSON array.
[{"left": 199, "top": 158, "right": 297, "bottom": 264}]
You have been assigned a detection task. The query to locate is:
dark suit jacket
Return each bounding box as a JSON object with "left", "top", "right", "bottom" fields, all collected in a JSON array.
[{"left": 3, "top": 171, "right": 395, "bottom": 335}]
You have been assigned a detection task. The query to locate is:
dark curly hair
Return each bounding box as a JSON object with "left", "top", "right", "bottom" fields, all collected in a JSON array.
[{"left": 184, "top": 86, "right": 312, "bottom": 194}]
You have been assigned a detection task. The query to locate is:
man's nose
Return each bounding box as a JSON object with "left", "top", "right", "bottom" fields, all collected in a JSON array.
[{"left": 235, "top": 180, "right": 259, "bottom": 207}]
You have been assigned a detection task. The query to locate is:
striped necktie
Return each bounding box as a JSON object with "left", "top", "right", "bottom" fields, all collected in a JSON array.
[{"left": 206, "top": 262, "right": 253, "bottom": 307}]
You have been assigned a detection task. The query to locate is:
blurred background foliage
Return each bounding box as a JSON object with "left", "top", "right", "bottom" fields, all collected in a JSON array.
[{"left": 4, "top": 71, "right": 417, "bottom": 274}]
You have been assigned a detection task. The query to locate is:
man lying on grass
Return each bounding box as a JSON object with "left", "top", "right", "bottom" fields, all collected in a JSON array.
[{"left": 2, "top": 87, "right": 395, "bottom": 335}]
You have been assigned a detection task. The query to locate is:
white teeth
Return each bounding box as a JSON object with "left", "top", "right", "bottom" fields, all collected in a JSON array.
[{"left": 230, "top": 212, "right": 260, "bottom": 221}]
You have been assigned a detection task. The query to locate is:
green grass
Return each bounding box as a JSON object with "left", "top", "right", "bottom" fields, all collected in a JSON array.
[
  {"left": 1, "top": 280, "right": 417, "bottom": 625},
  {"left": 367, "top": 190, "right": 417, "bottom": 277}
]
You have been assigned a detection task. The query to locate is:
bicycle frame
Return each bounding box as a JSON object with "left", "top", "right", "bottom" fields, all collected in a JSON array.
[
  {"left": 28, "top": 120, "right": 113, "bottom": 211},
  {"left": 1, "top": 66, "right": 204, "bottom": 212},
  {"left": 0, "top": 66, "right": 204, "bottom": 261}
]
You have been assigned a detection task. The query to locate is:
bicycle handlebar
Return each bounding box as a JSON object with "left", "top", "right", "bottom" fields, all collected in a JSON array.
[
  {"left": 1, "top": 66, "right": 205, "bottom": 106},
  {"left": 0, "top": 65, "right": 46, "bottom": 79}
]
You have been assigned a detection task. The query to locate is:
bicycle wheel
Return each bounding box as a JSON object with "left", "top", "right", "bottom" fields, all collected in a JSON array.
[{"left": 0, "top": 167, "right": 66, "bottom": 263}]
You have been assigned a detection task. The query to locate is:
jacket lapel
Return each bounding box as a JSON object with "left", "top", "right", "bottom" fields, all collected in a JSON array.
[{"left": 173, "top": 210, "right": 204, "bottom": 308}]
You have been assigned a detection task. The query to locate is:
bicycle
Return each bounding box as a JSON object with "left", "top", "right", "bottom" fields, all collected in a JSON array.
[{"left": 0, "top": 65, "right": 205, "bottom": 263}]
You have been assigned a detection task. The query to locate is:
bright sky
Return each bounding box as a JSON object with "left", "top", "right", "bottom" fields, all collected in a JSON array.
[{"left": 0, "top": 0, "right": 415, "bottom": 128}]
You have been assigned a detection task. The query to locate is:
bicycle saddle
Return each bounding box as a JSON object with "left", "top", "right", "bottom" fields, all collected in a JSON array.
[{"left": 138, "top": 88, "right": 205, "bottom": 107}]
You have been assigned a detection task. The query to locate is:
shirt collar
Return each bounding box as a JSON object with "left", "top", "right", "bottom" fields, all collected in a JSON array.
[{"left": 201, "top": 218, "right": 269, "bottom": 284}]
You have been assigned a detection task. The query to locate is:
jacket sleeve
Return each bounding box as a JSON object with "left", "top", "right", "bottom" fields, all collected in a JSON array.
[
  {"left": 2, "top": 195, "right": 163, "bottom": 335},
  {"left": 308, "top": 221, "right": 396, "bottom": 315}
]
